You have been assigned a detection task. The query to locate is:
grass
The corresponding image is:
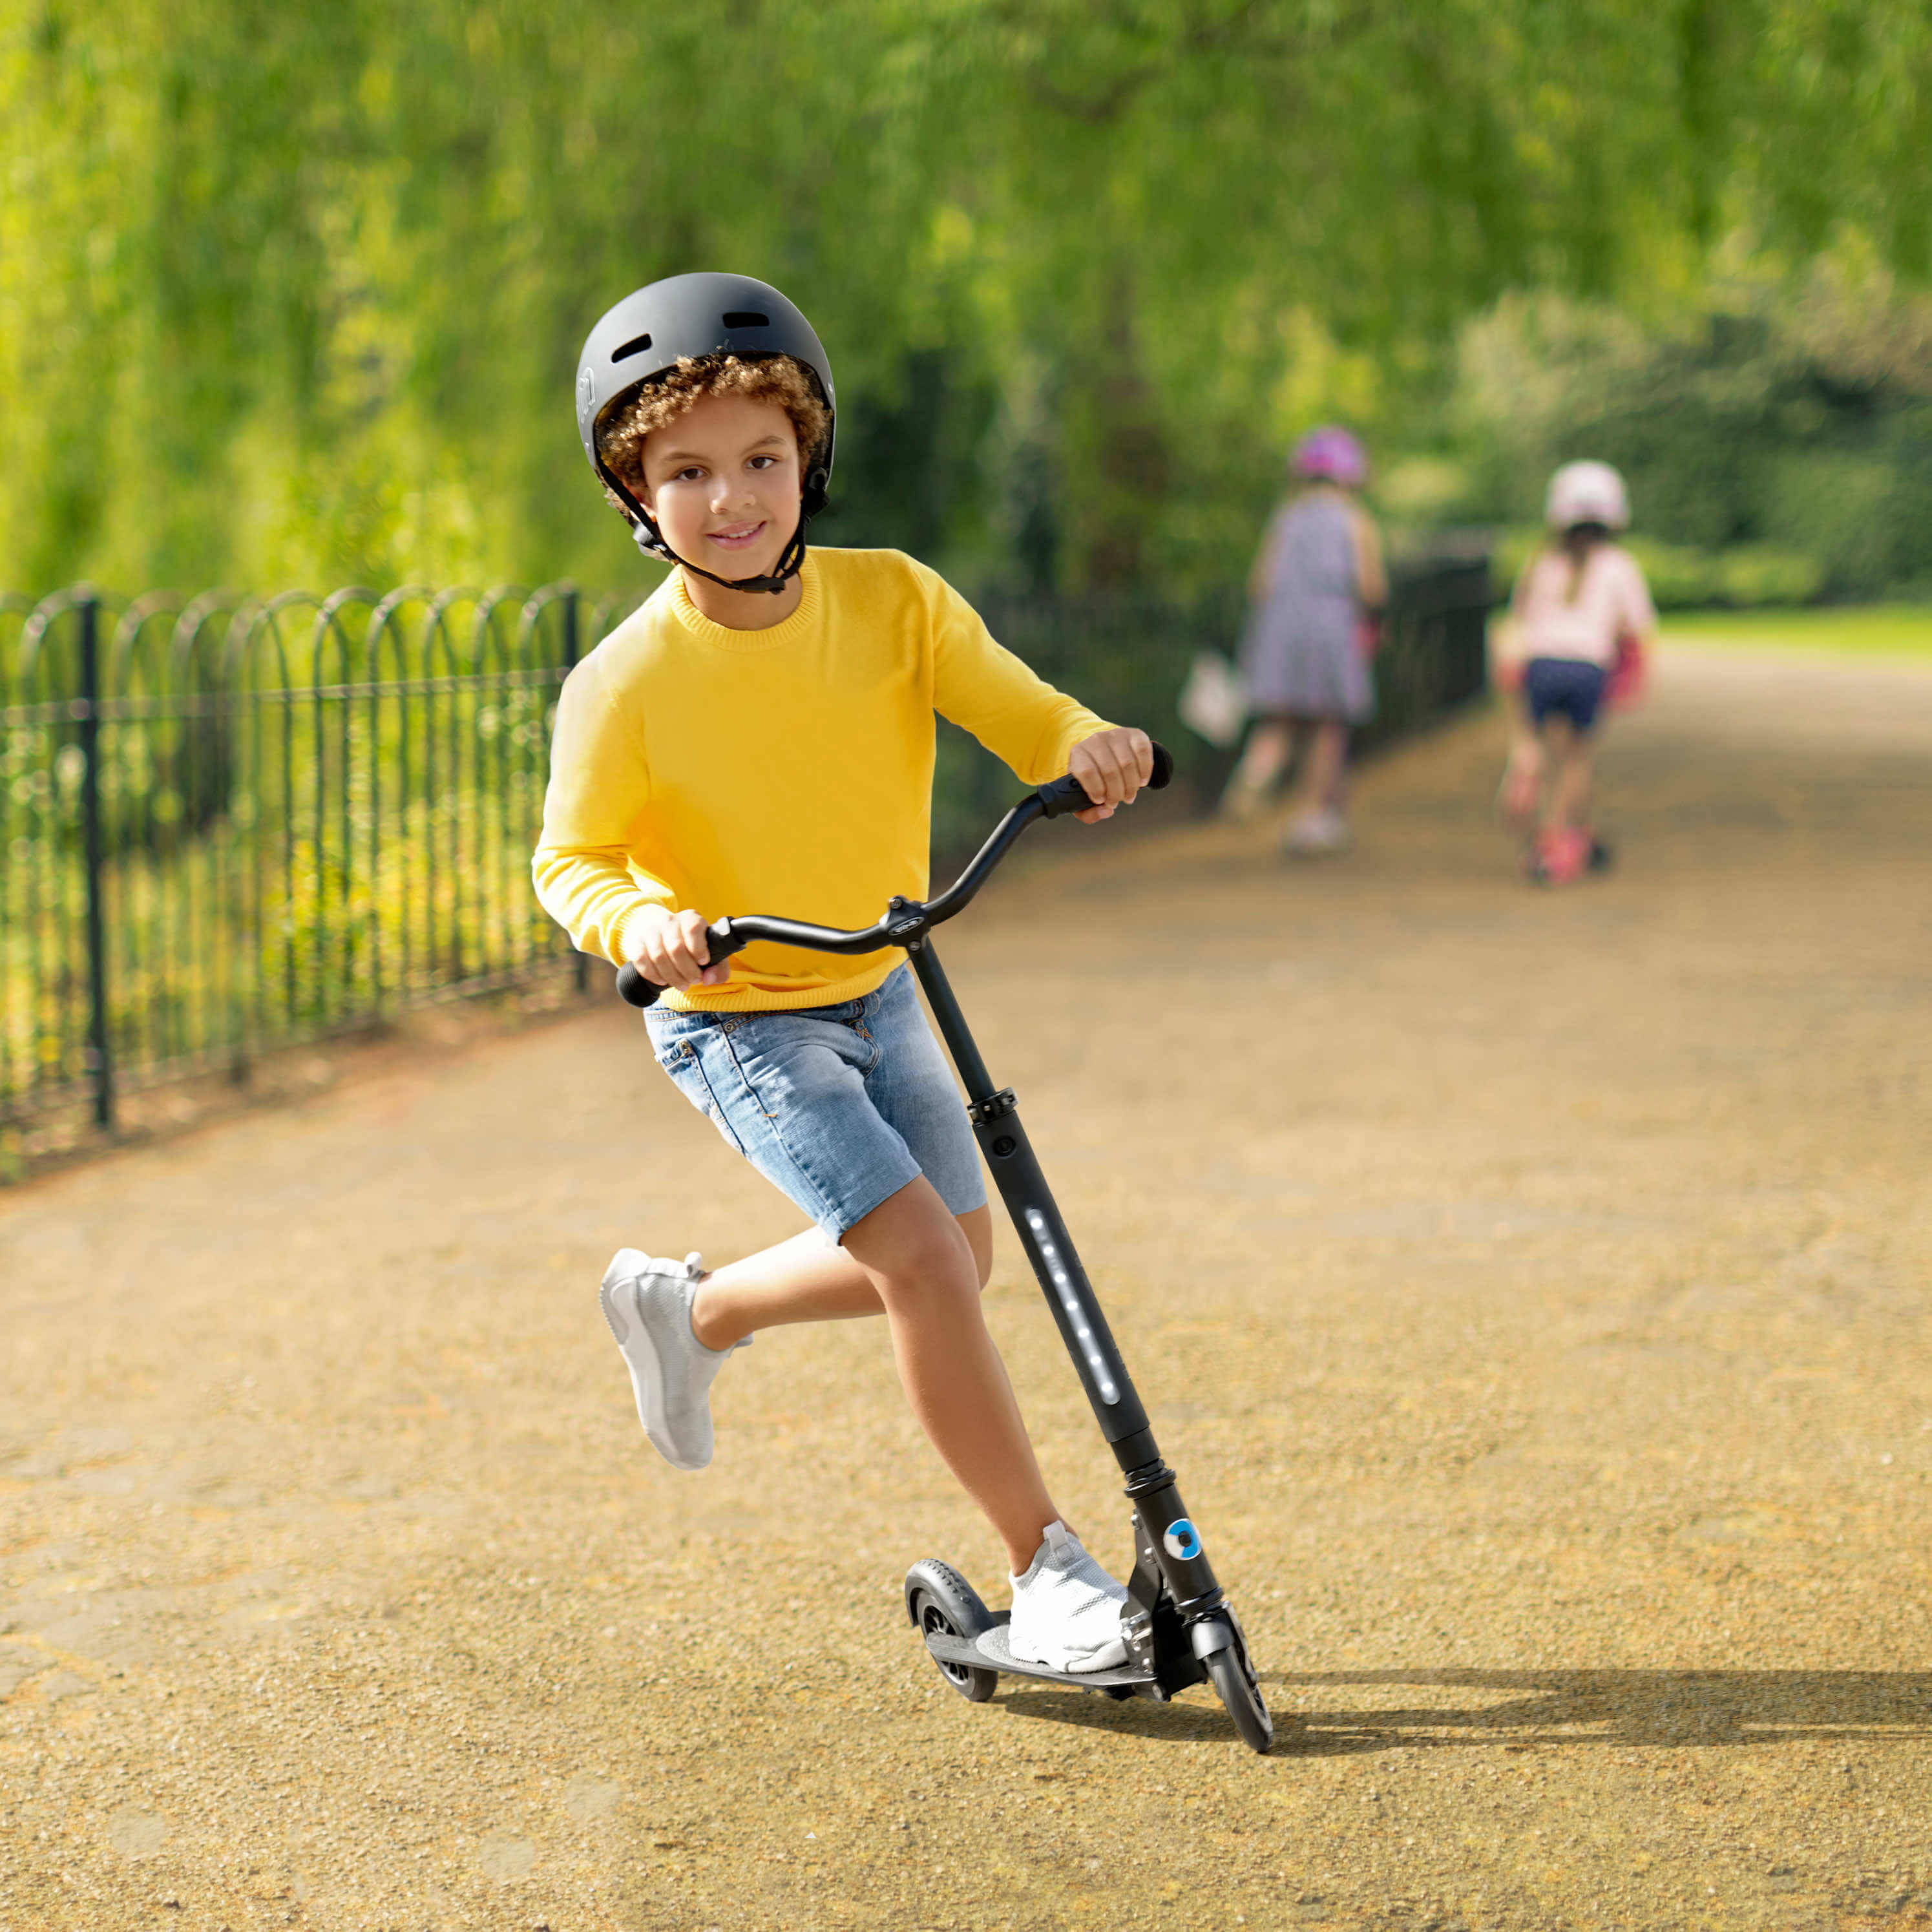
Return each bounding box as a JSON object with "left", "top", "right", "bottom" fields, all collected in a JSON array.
[{"left": 1661, "top": 605, "right": 1932, "bottom": 660}]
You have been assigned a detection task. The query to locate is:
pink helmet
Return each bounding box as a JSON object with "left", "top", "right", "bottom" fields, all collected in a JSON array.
[{"left": 1290, "top": 425, "right": 1368, "bottom": 488}]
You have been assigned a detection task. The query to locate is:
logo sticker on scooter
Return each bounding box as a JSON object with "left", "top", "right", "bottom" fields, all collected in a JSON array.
[{"left": 1163, "top": 1519, "right": 1201, "bottom": 1561}]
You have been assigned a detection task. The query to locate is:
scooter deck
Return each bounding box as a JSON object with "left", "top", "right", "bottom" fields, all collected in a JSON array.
[{"left": 924, "top": 1619, "right": 1155, "bottom": 1692}]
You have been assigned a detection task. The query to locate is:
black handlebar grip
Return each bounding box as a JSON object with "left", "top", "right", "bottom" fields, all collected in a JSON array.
[
  {"left": 615, "top": 961, "right": 662, "bottom": 1008},
  {"left": 1036, "top": 738, "right": 1174, "bottom": 818},
  {"left": 614, "top": 919, "right": 741, "bottom": 1008}
]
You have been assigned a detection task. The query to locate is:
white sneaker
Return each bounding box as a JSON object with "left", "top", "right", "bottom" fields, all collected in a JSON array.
[
  {"left": 598, "top": 1250, "right": 749, "bottom": 1472},
  {"left": 993, "top": 1520, "right": 1129, "bottom": 1673},
  {"left": 1283, "top": 806, "right": 1350, "bottom": 855}
]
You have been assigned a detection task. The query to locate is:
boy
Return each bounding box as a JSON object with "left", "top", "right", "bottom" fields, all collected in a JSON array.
[{"left": 534, "top": 273, "right": 1155, "bottom": 1672}]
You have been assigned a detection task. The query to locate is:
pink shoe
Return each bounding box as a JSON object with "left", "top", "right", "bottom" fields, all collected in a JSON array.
[{"left": 1529, "top": 827, "right": 1590, "bottom": 886}]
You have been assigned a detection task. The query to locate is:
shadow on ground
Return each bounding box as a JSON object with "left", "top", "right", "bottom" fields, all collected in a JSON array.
[
  {"left": 994, "top": 1669, "right": 1932, "bottom": 1754},
  {"left": 1286, "top": 1669, "right": 1932, "bottom": 1751}
]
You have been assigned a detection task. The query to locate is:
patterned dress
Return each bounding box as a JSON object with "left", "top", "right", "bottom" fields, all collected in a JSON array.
[{"left": 1238, "top": 492, "right": 1373, "bottom": 724}]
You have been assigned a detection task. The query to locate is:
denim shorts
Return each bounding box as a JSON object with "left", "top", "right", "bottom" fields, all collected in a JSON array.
[
  {"left": 644, "top": 965, "right": 987, "bottom": 1242},
  {"left": 1524, "top": 656, "right": 1608, "bottom": 733}
]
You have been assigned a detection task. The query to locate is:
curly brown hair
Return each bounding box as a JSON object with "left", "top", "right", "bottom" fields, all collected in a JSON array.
[{"left": 596, "top": 352, "right": 830, "bottom": 499}]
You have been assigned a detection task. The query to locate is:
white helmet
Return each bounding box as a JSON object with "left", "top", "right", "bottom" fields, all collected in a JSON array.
[{"left": 1545, "top": 460, "right": 1630, "bottom": 531}]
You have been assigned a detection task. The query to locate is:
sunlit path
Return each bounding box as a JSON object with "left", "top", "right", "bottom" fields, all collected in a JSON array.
[{"left": 4, "top": 644, "right": 1929, "bottom": 1930}]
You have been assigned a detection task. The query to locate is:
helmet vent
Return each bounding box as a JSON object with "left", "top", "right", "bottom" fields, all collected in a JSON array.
[
  {"left": 611, "top": 333, "right": 654, "bottom": 363},
  {"left": 722, "top": 310, "right": 770, "bottom": 328}
]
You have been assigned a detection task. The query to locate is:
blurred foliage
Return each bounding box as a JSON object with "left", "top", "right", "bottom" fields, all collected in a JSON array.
[
  {"left": 4, "top": 1, "right": 1932, "bottom": 600},
  {"left": 1659, "top": 606, "right": 1932, "bottom": 656},
  {"left": 1436, "top": 255, "right": 1932, "bottom": 601},
  {"left": 1491, "top": 529, "right": 1827, "bottom": 610}
]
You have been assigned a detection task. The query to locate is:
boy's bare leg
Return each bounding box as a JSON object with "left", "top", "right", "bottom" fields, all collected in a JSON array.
[
  {"left": 841, "top": 1179, "right": 1058, "bottom": 1573},
  {"left": 687, "top": 1190, "right": 1051, "bottom": 1568},
  {"left": 691, "top": 1206, "right": 992, "bottom": 1347}
]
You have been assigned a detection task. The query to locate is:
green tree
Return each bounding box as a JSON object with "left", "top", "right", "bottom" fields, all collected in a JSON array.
[{"left": 3, "top": 0, "right": 1929, "bottom": 597}]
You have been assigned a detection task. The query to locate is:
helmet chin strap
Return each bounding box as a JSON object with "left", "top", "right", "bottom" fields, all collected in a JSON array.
[{"left": 631, "top": 510, "right": 809, "bottom": 596}]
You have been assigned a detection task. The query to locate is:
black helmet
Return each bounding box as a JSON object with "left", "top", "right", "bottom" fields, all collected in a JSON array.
[{"left": 574, "top": 271, "right": 836, "bottom": 593}]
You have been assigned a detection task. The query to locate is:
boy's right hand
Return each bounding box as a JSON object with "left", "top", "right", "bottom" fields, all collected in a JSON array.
[{"left": 629, "top": 906, "right": 732, "bottom": 992}]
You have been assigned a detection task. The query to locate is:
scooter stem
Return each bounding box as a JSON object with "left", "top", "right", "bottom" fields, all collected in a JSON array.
[
  {"left": 908, "top": 937, "right": 1232, "bottom": 1675},
  {"left": 907, "top": 940, "right": 1155, "bottom": 1459}
]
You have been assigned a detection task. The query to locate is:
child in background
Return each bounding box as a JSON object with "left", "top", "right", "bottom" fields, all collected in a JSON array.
[
  {"left": 1494, "top": 461, "right": 1656, "bottom": 885},
  {"left": 1221, "top": 426, "right": 1387, "bottom": 854},
  {"left": 535, "top": 273, "right": 1157, "bottom": 1674}
]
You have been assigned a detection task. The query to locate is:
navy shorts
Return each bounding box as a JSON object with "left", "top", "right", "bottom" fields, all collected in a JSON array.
[{"left": 1523, "top": 657, "right": 1608, "bottom": 733}]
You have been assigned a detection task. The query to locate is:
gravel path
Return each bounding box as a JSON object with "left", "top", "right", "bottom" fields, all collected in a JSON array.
[{"left": 3, "top": 643, "right": 1930, "bottom": 1932}]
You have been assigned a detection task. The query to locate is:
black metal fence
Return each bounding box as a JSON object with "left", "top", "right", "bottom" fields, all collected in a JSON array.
[
  {"left": 2, "top": 558, "right": 1489, "bottom": 1150},
  {"left": 0, "top": 583, "right": 640, "bottom": 1144}
]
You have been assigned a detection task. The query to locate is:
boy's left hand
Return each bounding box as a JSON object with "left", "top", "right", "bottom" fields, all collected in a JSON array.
[{"left": 1068, "top": 728, "right": 1155, "bottom": 824}]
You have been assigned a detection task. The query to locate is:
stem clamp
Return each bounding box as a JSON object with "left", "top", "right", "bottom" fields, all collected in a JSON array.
[{"left": 967, "top": 1087, "right": 1018, "bottom": 1126}]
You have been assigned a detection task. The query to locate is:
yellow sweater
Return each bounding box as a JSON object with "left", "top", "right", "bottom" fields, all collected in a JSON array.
[{"left": 532, "top": 548, "right": 1111, "bottom": 1011}]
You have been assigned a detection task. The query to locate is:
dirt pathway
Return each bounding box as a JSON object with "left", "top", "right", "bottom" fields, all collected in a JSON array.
[{"left": 4, "top": 643, "right": 1931, "bottom": 1932}]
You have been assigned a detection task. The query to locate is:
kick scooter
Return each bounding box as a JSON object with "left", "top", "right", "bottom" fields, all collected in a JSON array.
[{"left": 616, "top": 744, "right": 1277, "bottom": 1752}]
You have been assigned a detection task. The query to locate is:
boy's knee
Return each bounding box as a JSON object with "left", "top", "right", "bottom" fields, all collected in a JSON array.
[
  {"left": 874, "top": 1237, "right": 982, "bottom": 1310},
  {"left": 850, "top": 1190, "right": 966, "bottom": 1283},
  {"left": 847, "top": 1182, "right": 980, "bottom": 1296},
  {"left": 958, "top": 1206, "right": 994, "bottom": 1292}
]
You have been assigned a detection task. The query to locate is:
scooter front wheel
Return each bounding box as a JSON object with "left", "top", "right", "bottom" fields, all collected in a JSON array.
[
  {"left": 905, "top": 1559, "right": 999, "bottom": 1703},
  {"left": 1204, "top": 1643, "right": 1274, "bottom": 1754}
]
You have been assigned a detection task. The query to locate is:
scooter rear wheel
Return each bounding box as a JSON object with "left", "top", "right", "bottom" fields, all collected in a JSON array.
[
  {"left": 1204, "top": 1643, "right": 1274, "bottom": 1754},
  {"left": 904, "top": 1559, "right": 999, "bottom": 1703}
]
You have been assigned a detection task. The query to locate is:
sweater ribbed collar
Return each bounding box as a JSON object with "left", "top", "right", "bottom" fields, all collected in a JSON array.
[{"left": 666, "top": 555, "right": 820, "bottom": 652}]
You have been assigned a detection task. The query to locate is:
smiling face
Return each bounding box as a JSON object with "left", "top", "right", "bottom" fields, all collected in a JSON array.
[{"left": 638, "top": 394, "right": 804, "bottom": 583}]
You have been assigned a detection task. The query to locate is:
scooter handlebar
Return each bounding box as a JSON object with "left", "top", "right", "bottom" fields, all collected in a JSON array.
[
  {"left": 616, "top": 961, "right": 658, "bottom": 1008},
  {"left": 615, "top": 919, "right": 745, "bottom": 1010},
  {"left": 1033, "top": 738, "right": 1173, "bottom": 819},
  {"left": 613, "top": 739, "right": 1173, "bottom": 1009}
]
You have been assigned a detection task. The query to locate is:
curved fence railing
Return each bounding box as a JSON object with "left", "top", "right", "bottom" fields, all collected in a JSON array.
[
  {"left": 0, "top": 583, "right": 638, "bottom": 1141},
  {"left": 1, "top": 562, "right": 1487, "bottom": 1150}
]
